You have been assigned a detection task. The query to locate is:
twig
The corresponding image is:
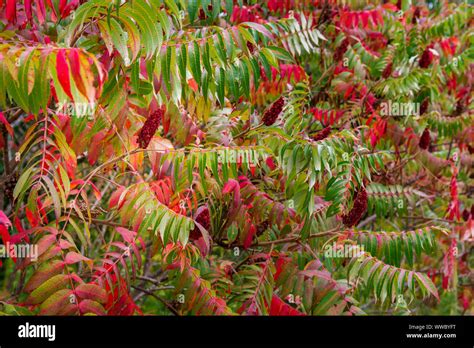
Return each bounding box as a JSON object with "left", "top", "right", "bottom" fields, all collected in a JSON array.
[
  {"left": 401, "top": 215, "right": 462, "bottom": 224},
  {"left": 70, "top": 212, "right": 124, "bottom": 228},
  {"left": 131, "top": 285, "right": 180, "bottom": 316},
  {"left": 252, "top": 227, "right": 340, "bottom": 247},
  {"left": 233, "top": 123, "right": 263, "bottom": 139},
  {"left": 356, "top": 214, "right": 377, "bottom": 229}
]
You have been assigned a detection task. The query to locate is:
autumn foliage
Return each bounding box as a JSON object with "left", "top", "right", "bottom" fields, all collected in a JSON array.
[{"left": 0, "top": 0, "right": 472, "bottom": 316}]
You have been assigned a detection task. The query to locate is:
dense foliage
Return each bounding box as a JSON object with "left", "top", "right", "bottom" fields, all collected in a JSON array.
[{"left": 0, "top": 0, "right": 472, "bottom": 316}]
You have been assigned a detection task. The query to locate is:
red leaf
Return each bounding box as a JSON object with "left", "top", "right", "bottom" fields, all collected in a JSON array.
[
  {"left": 90, "top": 182, "right": 102, "bottom": 200},
  {"left": 74, "top": 283, "right": 107, "bottom": 304},
  {"left": 109, "top": 186, "right": 126, "bottom": 209},
  {"left": 88, "top": 131, "right": 107, "bottom": 164},
  {"left": 187, "top": 78, "right": 199, "bottom": 92},
  {"left": 56, "top": 49, "right": 74, "bottom": 100},
  {"left": 266, "top": 156, "right": 276, "bottom": 170},
  {"left": 58, "top": 0, "right": 66, "bottom": 14},
  {"left": 64, "top": 251, "right": 91, "bottom": 265},
  {"left": 67, "top": 49, "right": 89, "bottom": 101},
  {"left": 243, "top": 224, "right": 256, "bottom": 249},
  {"left": 274, "top": 255, "right": 291, "bottom": 281},
  {"left": 24, "top": 0, "right": 33, "bottom": 21},
  {"left": 45, "top": 0, "right": 57, "bottom": 20},
  {"left": 269, "top": 295, "right": 305, "bottom": 316},
  {"left": 35, "top": 0, "right": 46, "bottom": 24},
  {"left": 222, "top": 179, "right": 241, "bottom": 210},
  {"left": 6, "top": 0, "right": 16, "bottom": 23},
  {"left": 0, "top": 225, "right": 10, "bottom": 245},
  {"left": 79, "top": 299, "right": 106, "bottom": 315},
  {"left": 60, "top": 0, "right": 78, "bottom": 18},
  {"left": 115, "top": 227, "right": 136, "bottom": 244},
  {"left": 0, "top": 210, "right": 12, "bottom": 227}
]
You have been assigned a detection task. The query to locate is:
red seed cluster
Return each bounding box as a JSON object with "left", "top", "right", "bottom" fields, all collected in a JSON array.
[
  {"left": 262, "top": 97, "right": 285, "bottom": 126},
  {"left": 419, "top": 128, "right": 431, "bottom": 150},
  {"left": 256, "top": 220, "right": 269, "bottom": 236},
  {"left": 454, "top": 100, "right": 465, "bottom": 116},
  {"left": 462, "top": 209, "right": 470, "bottom": 221},
  {"left": 420, "top": 99, "right": 429, "bottom": 115},
  {"left": 137, "top": 108, "right": 163, "bottom": 149},
  {"left": 412, "top": 7, "right": 421, "bottom": 24},
  {"left": 382, "top": 62, "right": 393, "bottom": 79},
  {"left": 4, "top": 172, "right": 18, "bottom": 203},
  {"left": 246, "top": 41, "right": 255, "bottom": 54},
  {"left": 419, "top": 49, "right": 432, "bottom": 68},
  {"left": 190, "top": 208, "right": 211, "bottom": 240},
  {"left": 342, "top": 187, "right": 368, "bottom": 227},
  {"left": 334, "top": 39, "right": 349, "bottom": 61},
  {"left": 197, "top": 208, "right": 211, "bottom": 230},
  {"left": 312, "top": 126, "right": 332, "bottom": 141}
]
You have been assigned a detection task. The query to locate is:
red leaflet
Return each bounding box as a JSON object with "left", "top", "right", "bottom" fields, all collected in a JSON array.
[
  {"left": 88, "top": 130, "right": 107, "bottom": 164},
  {"left": 25, "top": 207, "right": 40, "bottom": 227},
  {"left": 447, "top": 166, "right": 460, "bottom": 221},
  {"left": 267, "top": 0, "right": 291, "bottom": 13},
  {"left": 265, "top": 156, "right": 277, "bottom": 170},
  {"left": 0, "top": 210, "right": 11, "bottom": 228},
  {"left": 60, "top": 0, "right": 78, "bottom": 18},
  {"left": 339, "top": 8, "right": 383, "bottom": 29},
  {"left": 108, "top": 186, "right": 126, "bottom": 209},
  {"left": 0, "top": 211, "right": 12, "bottom": 258},
  {"left": 59, "top": 0, "right": 67, "bottom": 14},
  {"left": 187, "top": 78, "right": 199, "bottom": 92},
  {"left": 64, "top": 251, "right": 91, "bottom": 265},
  {"left": 439, "top": 37, "right": 459, "bottom": 56},
  {"left": 230, "top": 5, "right": 263, "bottom": 23},
  {"left": 442, "top": 239, "right": 456, "bottom": 290},
  {"left": 0, "top": 112, "right": 13, "bottom": 136},
  {"left": 115, "top": 227, "right": 136, "bottom": 244},
  {"left": 269, "top": 294, "right": 305, "bottom": 316},
  {"left": 273, "top": 254, "right": 291, "bottom": 281},
  {"left": 45, "top": 0, "right": 57, "bottom": 20},
  {"left": 67, "top": 49, "right": 88, "bottom": 101},
  {"left": 366, "top": 113, "right": 387, "bottom": 148},
  {"left": 24, "top": 0, "right": 33, "bottom": 21},
  {"left": 74, "top": 283, "right": 108, "bottom": 304},
  {"left": 35, "top": 0, "right": 46, "bottom": 24},
  {"left": 56, "top": 49, "right": 74, "bottom": 100},
  {"left": 6, "top": 0, "right": 16, "bottom": 23},
  {"left": 311, "top": 107, "right": 344, "bottom": 126},
  {"left": 222, "top": 179, "right": 241, "bottom": 207},
  {"left": 243, "top": 223, "right": 256, "bottom": 249}
]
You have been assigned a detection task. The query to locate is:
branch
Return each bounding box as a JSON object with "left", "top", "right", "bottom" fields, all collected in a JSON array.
[
  {"left": 252, "top": 227, "right": 341, "bottom": 247},
  {"left": 131, "top": 285, "right": 180, "bottom": 316}
]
